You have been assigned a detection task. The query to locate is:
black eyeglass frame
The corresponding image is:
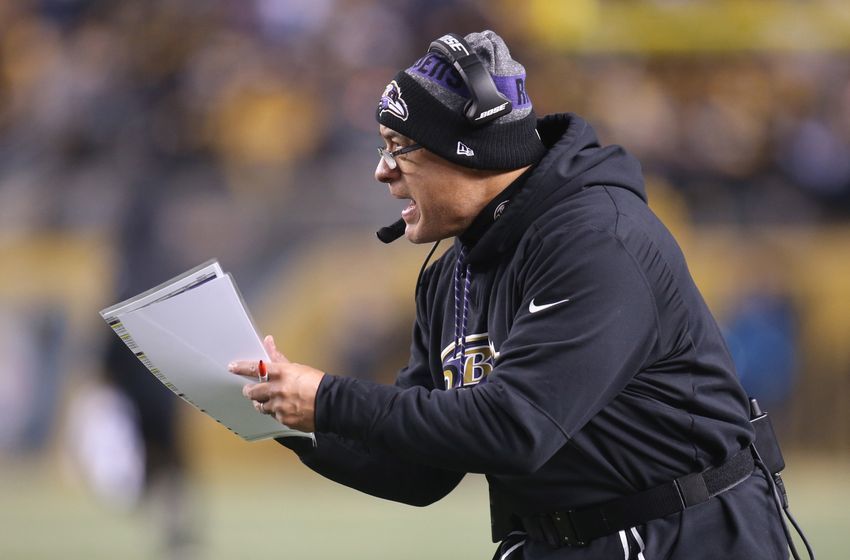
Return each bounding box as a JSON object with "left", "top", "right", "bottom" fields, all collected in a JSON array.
[{"left": 377, "top": 144, "right": 423, "bottom": 170}]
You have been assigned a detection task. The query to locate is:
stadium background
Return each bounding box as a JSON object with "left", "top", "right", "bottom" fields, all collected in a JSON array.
[{"left": 0, "top": 0, "right": 848, "bottom": 558}]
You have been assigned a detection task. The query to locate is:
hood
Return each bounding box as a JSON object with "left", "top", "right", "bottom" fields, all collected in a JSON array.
[{"left": 467, "top": 113, "right": 646, "bottom": 268}]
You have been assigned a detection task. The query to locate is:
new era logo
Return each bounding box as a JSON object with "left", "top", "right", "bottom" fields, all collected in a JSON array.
[{"left": 457, "top": 142, "right": 474, "bottom": 157}]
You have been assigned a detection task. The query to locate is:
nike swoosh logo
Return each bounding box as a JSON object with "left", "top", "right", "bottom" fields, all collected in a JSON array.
[{"left": 529, "top": 298, "right": 571, "bottom": 314}]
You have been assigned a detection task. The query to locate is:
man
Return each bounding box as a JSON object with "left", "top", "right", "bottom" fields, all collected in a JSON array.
[{"left": 229, "top": 30, "right": 789, "bottom": 559}]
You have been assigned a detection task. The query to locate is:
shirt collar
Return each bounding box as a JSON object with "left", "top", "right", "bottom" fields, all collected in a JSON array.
[{"left": 459, "top": 165, "right": 536, "bottom": 247}]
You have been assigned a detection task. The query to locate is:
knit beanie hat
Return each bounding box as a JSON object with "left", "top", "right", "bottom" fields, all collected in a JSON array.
[{"left": 376, "top": 30, "right": 546, "bottom": 170}]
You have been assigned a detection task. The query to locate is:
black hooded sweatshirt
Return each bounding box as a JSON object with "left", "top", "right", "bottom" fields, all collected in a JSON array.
[{"left": 279, "top": 113, "right": 758, "bottom": 544}]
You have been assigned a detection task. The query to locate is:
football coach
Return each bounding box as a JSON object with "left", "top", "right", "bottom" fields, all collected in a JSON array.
[{"left": 230, "top": 30, "right": 789, "bottom": 559}]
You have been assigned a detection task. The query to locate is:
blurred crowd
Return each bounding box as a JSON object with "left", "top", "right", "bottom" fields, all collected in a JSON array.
[
  {"left": 559, "top": 54, "right": 850, "bottom": 223},
  {"left": 0, "top": 0, "right": 492, "bottom": 257},
  {"left": 1, "top": 0, "right": 849, "bottom": 249}
]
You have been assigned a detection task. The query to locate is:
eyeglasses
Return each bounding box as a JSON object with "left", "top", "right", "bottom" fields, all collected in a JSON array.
[{"left": 377, "top": 144, "right": 423, "bottom": 170}]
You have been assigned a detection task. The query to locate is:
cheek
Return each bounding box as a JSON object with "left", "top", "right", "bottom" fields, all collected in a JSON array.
[
  {"left": 420, "top": 199, "right": 462, "bottom": 238},
  {"left": 411, "top": 175, "right": 462, "bottom": 226},
  {"left": 416, "top": 193, "right": 443, "bottom": 220}
]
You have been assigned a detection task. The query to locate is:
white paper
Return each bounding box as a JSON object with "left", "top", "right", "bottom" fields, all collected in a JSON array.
[
  {"left": 101, "top": 262, "right": 311, "bottom": 442},
  {"left": 101, "top": 259, "right": 224, "bottom": 319}
]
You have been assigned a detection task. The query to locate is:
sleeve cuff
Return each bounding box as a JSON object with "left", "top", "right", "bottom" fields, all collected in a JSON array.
[
  {"left": 315, "top": 374, "right": 400, "bottom": 439},
  {"left": 275, "top": 435, "right": 316, "bottom": 455}
]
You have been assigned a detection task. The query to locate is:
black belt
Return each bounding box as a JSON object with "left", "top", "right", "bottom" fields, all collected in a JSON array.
[{"left": 519, "top": 448, "right": 755, "bottom": 548}]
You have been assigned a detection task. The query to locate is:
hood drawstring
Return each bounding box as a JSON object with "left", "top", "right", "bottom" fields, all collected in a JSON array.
[{"left": 451, "top": 245, "right": 472, "bottom": 388}]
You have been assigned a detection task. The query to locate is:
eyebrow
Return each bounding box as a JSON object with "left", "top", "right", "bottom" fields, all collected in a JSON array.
[{"left": 380, "top": 128, "right": 407, "bottom": 143}]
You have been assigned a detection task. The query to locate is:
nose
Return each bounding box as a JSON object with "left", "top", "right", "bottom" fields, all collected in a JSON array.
[{"left": 375, "top": 156, "right": 398, "bottom": 184}]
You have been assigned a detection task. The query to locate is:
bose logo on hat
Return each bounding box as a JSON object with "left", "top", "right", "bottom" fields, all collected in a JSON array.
[
  {"left": 438, "top": 34, "right": 470, "bottom": 55},
  {"left": 476, "top": 101, "right": 510, "bottom": 121}
]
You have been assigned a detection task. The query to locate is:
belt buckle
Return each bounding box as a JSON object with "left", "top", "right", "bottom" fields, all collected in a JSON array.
[
  {"left": 551, "top": 510, "right": 586, "bottom": 547},
  {"left": 674, "top": 471, "right": 709, "bottom": 508}
]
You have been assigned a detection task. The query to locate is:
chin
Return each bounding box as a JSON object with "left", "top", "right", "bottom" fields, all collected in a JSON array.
[
  {"left": 404, "top": 230, "right": 429, "bottom": 244},
  {"left": 404, "top": 224, "right": 435, "bottom": 244}
]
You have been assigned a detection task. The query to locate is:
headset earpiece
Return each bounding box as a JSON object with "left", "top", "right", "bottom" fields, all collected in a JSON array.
[{"left": 428, "top": 33, "right": 512, "bottom": 127}]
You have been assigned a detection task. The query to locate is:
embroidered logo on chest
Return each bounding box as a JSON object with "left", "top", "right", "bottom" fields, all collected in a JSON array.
[{"left": 440, "top": 333, "right": 496, "bottom": 389}]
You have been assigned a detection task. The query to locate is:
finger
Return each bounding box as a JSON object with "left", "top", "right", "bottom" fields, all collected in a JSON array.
[
  {"left": 242, "top": 382, "right": 270, "bottom": 402},
  {"left": 228, "top": 360, "right": 259, "bottom": 377},
  {"left": 264, "top": 335, "right": 290, "bottom": 364}
]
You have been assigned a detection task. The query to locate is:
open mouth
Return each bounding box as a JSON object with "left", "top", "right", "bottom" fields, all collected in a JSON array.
[
  {"left": 388, "top": 183, "right": 417, "bottom": 224},
  {"left": 400, "top": 198, "right": 417, "bottom": 222}
]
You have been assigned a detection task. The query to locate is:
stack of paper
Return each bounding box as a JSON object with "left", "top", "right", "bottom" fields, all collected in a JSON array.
[{"left": 100, "top": 259, "right": 311, "bottom": 442}]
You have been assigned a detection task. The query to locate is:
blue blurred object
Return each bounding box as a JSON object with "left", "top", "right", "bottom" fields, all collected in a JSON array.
[
  {"left": 724, "top": 293, "right": 797, "bottom": 407},
  {"left": 20, "top": 308, "right": 67, "bottom": 452},
  {"left": 0, "top": 307, "right": 66, "bottom": 455},
  {"left": 38, "top": 0, "right": 96, "bottom": 29}
]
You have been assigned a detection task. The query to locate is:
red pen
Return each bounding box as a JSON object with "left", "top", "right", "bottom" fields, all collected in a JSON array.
[{"left": 258, "top": 359, "right": 268, "bottom": 383}]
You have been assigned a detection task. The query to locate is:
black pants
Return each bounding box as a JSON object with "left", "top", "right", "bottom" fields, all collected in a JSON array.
[{"left": 495, "top": 471, "right": 788, "bottom": 560}]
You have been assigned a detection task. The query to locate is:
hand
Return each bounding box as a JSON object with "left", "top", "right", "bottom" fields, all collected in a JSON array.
[{"left": 228, "top": 335, "right": 324, "bottom": 432}]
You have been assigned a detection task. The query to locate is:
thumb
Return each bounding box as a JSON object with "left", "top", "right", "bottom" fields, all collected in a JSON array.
[{"left": 264, "top": 335, "right": 290, "bottom": 363}]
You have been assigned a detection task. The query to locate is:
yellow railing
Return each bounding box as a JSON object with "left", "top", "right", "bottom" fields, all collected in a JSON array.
[{"left": 502, "top": 0, "right": 850, "bottom": 52}]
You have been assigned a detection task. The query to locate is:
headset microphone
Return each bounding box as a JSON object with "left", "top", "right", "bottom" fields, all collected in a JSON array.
[{"left": 377, "top": 218, "right": 406, "bottom": 243}]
